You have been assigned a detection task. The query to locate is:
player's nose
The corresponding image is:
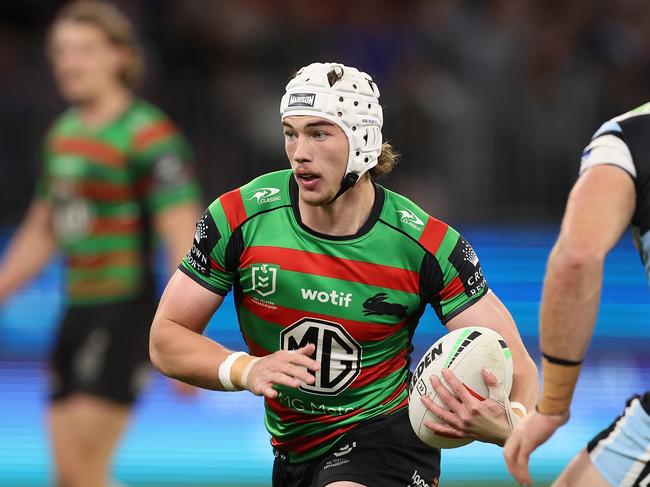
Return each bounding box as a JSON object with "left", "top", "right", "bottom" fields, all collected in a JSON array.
[{"left": 292, "top": 136, "right": 312, "bottom": 164}]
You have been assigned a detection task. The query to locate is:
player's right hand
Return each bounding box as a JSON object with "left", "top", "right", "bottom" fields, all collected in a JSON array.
[{"left": 245, "top": 343, "right": 320, "bottom": 399}]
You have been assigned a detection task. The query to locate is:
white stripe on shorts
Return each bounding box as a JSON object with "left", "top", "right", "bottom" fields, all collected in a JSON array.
[
  {"left": 589, "top": 398, "right": 650, "bottom": 487},
  {"left": 621, "top": 441, "right": 650, "bottom": 487}
]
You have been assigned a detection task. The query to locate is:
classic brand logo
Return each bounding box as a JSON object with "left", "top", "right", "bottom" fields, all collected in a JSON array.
[
  {"left": 396, "top": 209, "right": 424, "bottom": 230},
  {"left": 251, "top": 264, "right": 279, "bottom": 297},
  {"left": 288, "top": 93, "right": 316, "bottom": 107},
  {"left": 249, "top": 187, "right": 281, "bottom": 204}
]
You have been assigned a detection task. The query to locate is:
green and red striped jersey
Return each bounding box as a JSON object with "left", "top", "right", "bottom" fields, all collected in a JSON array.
[
  {"left": 180, "top": 169, "right": 489, "bottom": 462},
  {"left": 37, "top": 99, "right": 200, "bottom": 305}
]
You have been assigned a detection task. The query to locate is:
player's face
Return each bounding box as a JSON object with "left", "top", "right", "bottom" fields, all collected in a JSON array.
[
  {"left": 283, "top": 116, "right": 349, "bottom": 206},
  {"left": 49, "top": 21, "right": 127, "bottom": 104}
]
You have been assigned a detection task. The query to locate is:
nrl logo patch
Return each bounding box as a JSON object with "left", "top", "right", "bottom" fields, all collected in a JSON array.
[
  {"left": 248, "top": 187, "right": 281, "bottom": 204},
  {"left": 288, "top": 93, "right": 316, "bottom": 107},
  {"left": 396, "top": 208, "right": 424, "bottom": 230},
  {"left": 251, "top": 263, "right": 279, "bottom": 297}
]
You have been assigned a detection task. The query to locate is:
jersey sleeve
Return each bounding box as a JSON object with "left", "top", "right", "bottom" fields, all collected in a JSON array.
[
  {"left": 579, "top": 120, "right": 636, "bottom": 178},
  {"left": 131, "top": 118, "right": 201, "bottom": 213},
  {"left": 178, "top": 198, "right": 237, "bottom": 295},
  {"left": 420, "top": 223, "right": 489, "bottom": 324}
]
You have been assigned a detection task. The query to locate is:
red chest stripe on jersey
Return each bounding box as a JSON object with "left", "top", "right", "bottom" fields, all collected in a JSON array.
[
  {"left": 135, "top": 176, "right": 153, "bottom": 197},
  {"left": 419, "top": 216, "right": 449, "bottom": 255},
  {"left": 241, "top": 294, "right": 408, "bottom": 342},
  {"left": 440, "top": 276, "right": 464, "bottom": 301},
  {"left": 53, "top": 138, "right": 125, "bottom": 167},
  {"left": 133, "top": 120, "right": 177, "bottom": 151},
  {"left": 350, "top": 349, "right": 408, "bottom": 389},
  {"left": 220, "top": 189, "right": 247, "bottom": 231},
  {"left": 67, "top": 250, "right": 139, "bottom": 268},
  {"left": 266, "top": 396, "right": 361, "bottom": 426},
  {"left": 92, "top": 217, "right": 140, "bottom": 235},
  {"left": 241, "top": 246, "right": 419, "bottom": 294},
  {"left": 271, "top": 423, "right": 358, "bottom": 454},
  {"left": 79, "top": 181, "right": 133, "bottom": 202}
]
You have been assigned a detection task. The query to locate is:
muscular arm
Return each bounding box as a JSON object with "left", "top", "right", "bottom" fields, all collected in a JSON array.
[
  {"left": 149, "top": 270, "right": 231, "bottom": 390},
  {"left": 150, "top": 270, "right": 319, "bottom": 394},
  {"left": 154, "top": 202, "right": 202, "bottom": 274},
  {"left": 502, "top": 162, "right": 636, "bottom": 486},
  {"left": 540, "top": 165, "right": 634, "bottom": 363},
  {"left": 447, "top": 292, "right": 538, "bottom": 413},
  {"left": 0, "top": 200, "right": 57, "bottom": 302}
]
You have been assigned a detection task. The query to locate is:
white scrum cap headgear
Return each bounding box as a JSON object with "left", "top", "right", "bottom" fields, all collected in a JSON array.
[{"left": 280, "top": 62, "right": 383, "bottom": 195}]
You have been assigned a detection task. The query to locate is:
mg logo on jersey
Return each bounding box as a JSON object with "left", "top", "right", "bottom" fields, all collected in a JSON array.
[
  {"left": 251, "top": 264, "right": 279, "bottom": 297},
  {"left": 397, "top": 208, "right": 424, "bottom": 230},
  {"left": 280, "top": 318, "right": 361, "bottom": 396},
  {"left": 248, "top": 187, "right": 281, "bottom": 204}
]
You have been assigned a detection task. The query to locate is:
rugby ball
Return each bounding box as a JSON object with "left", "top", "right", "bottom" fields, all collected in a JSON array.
[{"left": 408, "top": 326, "right": 513, "bottom": 449}]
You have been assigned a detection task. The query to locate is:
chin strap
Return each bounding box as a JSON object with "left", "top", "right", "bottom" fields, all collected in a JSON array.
[{"left": 329, "top": 172, "right": 359, "bottom": 204}]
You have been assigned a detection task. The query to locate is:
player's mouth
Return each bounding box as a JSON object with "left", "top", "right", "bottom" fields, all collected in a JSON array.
[{"left": 295, "top": 171, "right": 321, "bottom": 191}]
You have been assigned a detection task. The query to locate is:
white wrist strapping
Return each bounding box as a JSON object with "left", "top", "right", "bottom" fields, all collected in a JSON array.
[
  {"left": 241, "top": 357, "right": 261, "bottom": 390},
  {"left": 510, "top": 401, "right": 527, "bottom": 417},
  {"left": 218, "top": 352, "right": 248, "bottom": 391}
]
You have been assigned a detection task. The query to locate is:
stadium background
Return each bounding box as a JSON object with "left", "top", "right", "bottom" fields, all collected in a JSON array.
[{"left": 1, "top": 1, "right": 649, "bottom": 486}]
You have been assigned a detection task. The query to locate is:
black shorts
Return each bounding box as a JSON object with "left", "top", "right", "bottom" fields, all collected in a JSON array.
[
  {"left": 272, "top": 409, "right": 441, "bottom": 487},
  {"left": 48, "top": 296, "right": 156, "bottom": 406}
]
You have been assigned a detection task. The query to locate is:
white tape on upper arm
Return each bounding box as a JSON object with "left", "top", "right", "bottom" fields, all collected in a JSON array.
[{"left": 580, "top": 134, "right": 636, "bottom": 178}]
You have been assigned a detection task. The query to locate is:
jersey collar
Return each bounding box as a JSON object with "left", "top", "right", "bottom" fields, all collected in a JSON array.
[{"left": 288, "top": 175, "right": 385, "bottom": 241}]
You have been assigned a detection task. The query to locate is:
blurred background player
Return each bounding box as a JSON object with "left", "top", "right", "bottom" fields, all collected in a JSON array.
[
  {"left": 0, "top": 1, "right": 201, "bottom": 486},
  {"left": 149, "top": 62, "right": 538, "bottom": 487},
  {"left": 504, "top": 104, "right": 650, "bottom": 486}
]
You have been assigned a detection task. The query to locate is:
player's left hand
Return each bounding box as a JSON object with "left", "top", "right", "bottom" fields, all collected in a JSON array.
[
  {"left": 420, "top": 367, "right": 512, "bottom": 446},
  {"left": 503, "top": 409, "right": 568, "bottom": 486}
]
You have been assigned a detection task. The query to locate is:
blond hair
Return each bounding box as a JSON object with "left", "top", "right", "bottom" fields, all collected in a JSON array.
[
  {"left": 49, "top": 1, "right": 144, "bottom": 89},
  {"left": 369, "top": 142, "right": 399, "bottom": 179}
]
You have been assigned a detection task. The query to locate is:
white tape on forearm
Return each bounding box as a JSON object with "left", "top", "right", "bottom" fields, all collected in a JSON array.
[
  {"left": 510, "top": 401, "right": 528, "bottom": 417},
  {"left": 240, "top": 357, "right": 260, "bottom": 390},
  {"left": 218, "top": 352, "right": 248, "bottom": 391}
]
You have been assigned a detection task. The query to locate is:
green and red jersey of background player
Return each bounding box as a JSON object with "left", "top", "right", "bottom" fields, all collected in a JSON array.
[
  {"left": 37, "top": 99, "right": 201, "bottom": 306},
  {"left": 181, "top": 169, "right": 489, "bottom": 463}
]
